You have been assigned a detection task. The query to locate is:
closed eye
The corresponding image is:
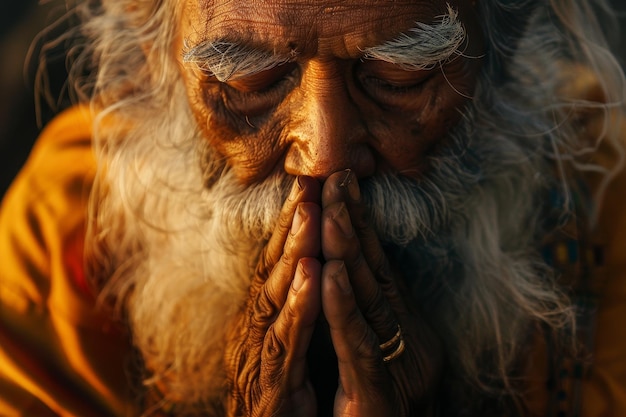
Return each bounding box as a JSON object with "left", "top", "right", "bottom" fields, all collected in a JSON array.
[
  {"left": 217, "top": 63, "right": 299, "bottom": 117},
  {"left": 226, "top": 62, "right": 299, "bottom": 93},
  {"left": 357, "top": 60, "right": 434, "bottom": 108}
]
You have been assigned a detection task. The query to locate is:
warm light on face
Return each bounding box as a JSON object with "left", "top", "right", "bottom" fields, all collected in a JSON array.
[{"left": 178, "top": 0, "right": 484, "bottom": 185}]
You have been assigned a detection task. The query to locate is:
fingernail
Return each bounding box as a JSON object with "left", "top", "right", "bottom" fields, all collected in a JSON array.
[
  {"left": 330, "top": 262, "right": 351, "bottom": 294},
  {"left": 293, "top": 260, "right": 308, "bottom": 292},
  {"left": 288, "top": 176, "right": 304, "bottom": 201},
  {"left": 291, "top": 203, "right": 305, "bottom": 235},
  {"left": 339, "top": 169, "right": 360, "bottom": 201},
  {"left": 331, "top": 203, "right": 353, "bottom": 237}
]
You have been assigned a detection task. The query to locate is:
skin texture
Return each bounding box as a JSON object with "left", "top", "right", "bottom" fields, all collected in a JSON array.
[
  {"left": 177, "top": 0, "right": 484, "bottom": 415},
  {"left": 225, "top": 172, "right": 444, "bottom": 417},
  {"left": 179, "top": 0, "right": 483, "bottom": 184}
]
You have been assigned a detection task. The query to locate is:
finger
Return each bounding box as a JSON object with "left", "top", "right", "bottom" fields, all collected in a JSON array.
[
  {"left": 250, "top": 202, "right": 321, "bottom": 338},
  {"left": 321, "top": 261, "right": 392, "bottom": 403},
  {"left": 323, "top": 170, "right": 406, "bottom": 312},
  {"left": 321, "top": 169, "right": 357, "bottom": 208},
  {"left": 253, "top": 176, "right": 321, "bottom": 289},
  {"left": 321, "top": 201, "right": 398, "bottom": 345},
  {"left": 322, "top": 170, "right": 389, "bottom": 283},
  {"left": 261, "top": 258, "right": 321, "bottom": 396}
]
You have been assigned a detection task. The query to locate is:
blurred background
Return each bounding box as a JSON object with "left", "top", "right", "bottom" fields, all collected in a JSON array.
[
  {"left": 0, "top": 1, "right": 80, "bottom": 198},
  {"left": 0, "top": 1, "right": 625, "bottom": 199}
]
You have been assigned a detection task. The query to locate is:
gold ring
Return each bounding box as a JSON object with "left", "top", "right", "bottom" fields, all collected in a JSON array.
[
  {"left": 382, "top": 338, "right": 406, "bottom": 363},
  {"left": 379, "top": 324, "right": 402, "bottom": 351},
  {"left": 379, "top": 324, "right": 405, "bottom": 362}
]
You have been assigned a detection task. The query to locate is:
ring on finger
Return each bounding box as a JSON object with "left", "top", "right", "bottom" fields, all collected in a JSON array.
[
  {"left": 379, "top": 324, "right": 402, "bottom": 350},
  {"left": 379, "top": 324, "right": 406, "bottom": 363},
  {"left": 383, "top": 338, "right": 405, "bottom": 362}
]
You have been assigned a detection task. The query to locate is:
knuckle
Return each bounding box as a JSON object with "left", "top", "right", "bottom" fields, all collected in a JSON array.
[
  {"left": 349, "top": 251, "right": 368, "bottom": 273},
  {"left": 263, "top": 325, "right": 287, "bottom": 363},
  {"left": 336, "top": 306, "right": 381, "bottom": 361},
  {"left": 260, "top": 325, "right": 287, "bottom": 387},
  {"left": 278, "top": 249, "right": 295, "bottom": 272},
  {"left": 224, "top": 339, "right": 259, "bottom": 411},
  {"left": 252, "top": 285, "right": 279, "bottom": 326},
  {"left": 277, "top": 209, "right": 294, "bottom": 232},
  {"left": 225, "top": 316, "right": 288, "bottom": 415}
]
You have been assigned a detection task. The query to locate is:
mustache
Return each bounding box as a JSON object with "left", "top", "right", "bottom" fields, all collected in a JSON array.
[{"left": 212, "top": 169, "right": 456, "bottom": 248}]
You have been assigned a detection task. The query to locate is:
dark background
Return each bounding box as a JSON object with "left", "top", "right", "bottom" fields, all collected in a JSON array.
[
  {"left": 0, "top": 1, "right": 81, "bottom": 198},
  {"left": 1, "top": 1, "right": 625, "bottom": 199}
]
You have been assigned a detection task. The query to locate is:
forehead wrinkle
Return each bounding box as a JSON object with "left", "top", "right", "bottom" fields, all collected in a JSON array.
[
  {"left": 192, "top": 4, "right": 311, "bottom": 57},
  {"left": 189, "top": 0, "right": 455, "bottom": 60},
  {"left": 222, "top": 4, "right": 320, "bottom": 57}
]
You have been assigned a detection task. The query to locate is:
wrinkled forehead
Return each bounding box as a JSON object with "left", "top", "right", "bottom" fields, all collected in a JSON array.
[{"left": 182, "top": 0, "right": 460, "bottom": 58}]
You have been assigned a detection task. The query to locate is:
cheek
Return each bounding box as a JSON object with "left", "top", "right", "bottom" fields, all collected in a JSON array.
[
  {"left": 367, "top": 79, "right": 469, "bottom": 175},
  {"left": 218, "top": 124, "right": 287, "bottom": 183},
  {"left": 184, "top": 76, "right": 289, "bottom": 183}
]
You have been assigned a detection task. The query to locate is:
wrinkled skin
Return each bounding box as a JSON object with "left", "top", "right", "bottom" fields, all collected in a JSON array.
[
  {"left": 177, "top": 0, "right": 484, "bottom": 415},
  {"left": 178, "top": 0, "right": 483, "bottom": 185},
  {"left": 224, "top": 172, "right": 443, "bottom": 417}
]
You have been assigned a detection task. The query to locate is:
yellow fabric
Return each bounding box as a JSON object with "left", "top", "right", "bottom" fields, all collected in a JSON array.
[
  {"left": 0, "top": 106, "right": 134, "bottom": 416},
  {"left": 523, "top": 67, "right": 626, "bottom": 416},
  {"left": 578, "top": 128, "right": 626, "bottom": 417}
]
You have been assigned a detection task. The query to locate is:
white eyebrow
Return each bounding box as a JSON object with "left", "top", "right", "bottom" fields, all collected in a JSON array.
[
  {"left": 361, "top": 4, "right": 467, "bottom": 71},
  {"left": 183, "top": 4, "right": 465, "bottom": 81},
  {"left": 182, "top": 40, "right": 295, "bottom": 82}
]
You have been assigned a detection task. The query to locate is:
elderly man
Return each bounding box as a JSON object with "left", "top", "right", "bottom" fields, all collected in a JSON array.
[{"left": 1, "top": 0, "right": 625, "bottom": 416}]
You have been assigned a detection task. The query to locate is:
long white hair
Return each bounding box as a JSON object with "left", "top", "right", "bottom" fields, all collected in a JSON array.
[{"left": 59, "top": 0, "right": 626, "bottom": 414}]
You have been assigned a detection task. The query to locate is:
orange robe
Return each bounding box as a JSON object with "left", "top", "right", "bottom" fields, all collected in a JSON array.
[{"left": 0, "top": 107, "right": 135, "bottom": 416}]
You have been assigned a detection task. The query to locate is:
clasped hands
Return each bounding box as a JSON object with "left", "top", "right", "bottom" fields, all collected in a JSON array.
[{"left": 225, "top": 170, "right": 442, "bottom": 417}]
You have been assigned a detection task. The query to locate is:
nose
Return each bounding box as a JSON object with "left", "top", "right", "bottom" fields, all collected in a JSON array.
[{"left": 283, "top": 61, "right": 376, "bottom": 180}]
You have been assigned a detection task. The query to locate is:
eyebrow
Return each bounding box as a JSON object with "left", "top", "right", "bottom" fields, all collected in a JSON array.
[
  {"left": 361, "top": 5, "right": 467, "bottom": 71},
  {"left": 182, "top": 40, "right": 296, "bottom": 82},
  {"left": 182, "top": 5, "right": 467, "bottom": 81}
]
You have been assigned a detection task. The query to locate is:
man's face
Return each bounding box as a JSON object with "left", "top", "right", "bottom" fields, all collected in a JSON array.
[{"left": 177, "top": 0, "right": 483, "bottom": 185}]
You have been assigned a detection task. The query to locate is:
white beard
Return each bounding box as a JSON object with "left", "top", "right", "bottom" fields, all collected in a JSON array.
[{"left": 88, "top": 72, "right": 570, "bottom": 412}]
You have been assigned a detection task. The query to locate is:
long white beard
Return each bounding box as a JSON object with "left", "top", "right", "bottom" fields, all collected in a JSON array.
[{"left": 89, "top": 73, "right": 569, "bottom": 411}]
